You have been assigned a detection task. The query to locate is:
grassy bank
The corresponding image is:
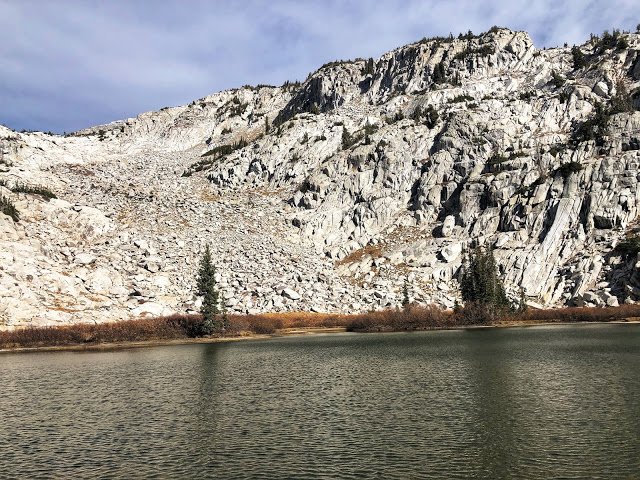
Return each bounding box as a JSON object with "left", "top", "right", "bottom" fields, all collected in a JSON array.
[
  {"left": 0, "top": 312, "right": 348, "bottom": 350},
  {"left": 2, "top": 304, "right": 640, "bottom": 350}
]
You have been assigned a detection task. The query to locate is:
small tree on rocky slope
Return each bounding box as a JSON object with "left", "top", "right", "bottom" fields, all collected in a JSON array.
[
  {"left": 196, "top": 244, "right": 221, "bottom": 336},
  {"left": 458, "top": 246, "right": 510, "bottom": 323}
]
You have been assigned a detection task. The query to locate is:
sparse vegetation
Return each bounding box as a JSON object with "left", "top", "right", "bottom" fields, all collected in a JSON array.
[
  {"left": 548, "top": 143, "right": 566, "bottom": 157},
  {"left": 201, "top": 138, "right": 248, "bottom": 158},
  {"left": 185, "top": 137, "right": 250, "bottom": 175},
  {"left": 0, "top": 194, "right": 19, "bottom": 222},
  {"left": 453, "top": 44, "right": 495, "bottom": 61},
  {"left": 449, "top": 94, "right": 474, "bottom": 103},
  {"left": 432, "top": 60, "right": 447, "bottom": 84},
  {"left": 550, "top": 70, "right": 566, "bottom": 88},
  {"left": 615, "top": 235, "right": 640, "bottom": 256},
  {"left": 487, "top": 152, "right": 509, "bottom": 165},
  {"left": 424, "top": 105, "right": 439, "bottom": 128},
  {"left": 572, "top": 101, "right": 610, "bottom": 144},
  {"left": 610, "top": 79, "right": 633, "bottom": 114},
  {"left": 384, "top": 111, "right": 405, "bottom": 124},
  {"left": 559, "top": 89, "right": 571, "bottom": 103},
  {"left": 555, "top": 161, "right": 583, "bottom": 178},
  {"left": 342, "top": 127, "right": 354, "bottom": 149},
  {"left": 519, "top": 90, "right": 535, "bottom": 101},
  {"left": 11, "top": 183, "right": 57, "bottom": 200},
  {"left": 361, "top": 57, "right": 375, "bottom": 76},
  {"left": 571, "top": 46, "right": 587, "bottom": 69}
]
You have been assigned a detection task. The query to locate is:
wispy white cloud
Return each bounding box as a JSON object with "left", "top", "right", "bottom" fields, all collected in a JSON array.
[{"left": 0, "top": 0, "right": 637, "bottom": 133}]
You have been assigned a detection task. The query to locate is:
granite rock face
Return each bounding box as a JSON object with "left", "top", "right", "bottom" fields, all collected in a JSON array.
[{"left": 1, "top": 28, "right": 640, "bottom": 328}]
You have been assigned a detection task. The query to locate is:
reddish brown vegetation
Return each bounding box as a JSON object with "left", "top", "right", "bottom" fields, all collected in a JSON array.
[
  {"left": 509, "top": 304, "right": 640, "bottom": 323},
  {"left": 0, "top": 314, "right": 202, "bottom": 349},
  {"left": 345, "top": 305, "right": 455, "bottom": 332},
  {"left": 2, "top": 304, "right": 639, "bottom": 350}
]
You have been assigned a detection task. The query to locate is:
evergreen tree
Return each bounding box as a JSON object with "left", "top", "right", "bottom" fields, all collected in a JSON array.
[
  {"left": 459, "top": 246, "right": 509, "bottom": 322},
  {"left": 195, "top": 244, "right": 221, "bottom": 336},
  {"left": 571, "top": 46, "right": 587, "bottom": 69},
  {"left": 196, "top": 245, "right": 215, "bottom": 297},
  {"left": 424, "top": 105, "right": 439, "bottom": 129},
  {"left": 341, "top": 127, "right": 353, "bottom": 149},
  {"left": 362, "top": 57, "right": 375, "bottom": 75},
  {"left": 402, "top": 278, "right": 410, "bottom": 308},
  {"left": 432, "top": 61, "right": 447, "bottom": 84},
  {"left": 610, "top": 79, "right": 632, "bottom": 114},
  {"left": 411, "top": 105, "right": 423, "bottom": 122}
]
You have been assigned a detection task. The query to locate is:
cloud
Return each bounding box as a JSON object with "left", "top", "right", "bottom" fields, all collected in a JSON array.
[{"left": 0, "top": 0, "right": 637, "bottom": 133}]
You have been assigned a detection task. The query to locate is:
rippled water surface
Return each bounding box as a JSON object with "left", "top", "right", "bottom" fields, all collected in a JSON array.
[{"left": 2, "top": 324, "right": 640, "bottom": 479}]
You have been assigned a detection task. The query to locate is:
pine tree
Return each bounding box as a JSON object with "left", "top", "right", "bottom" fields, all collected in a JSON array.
[
  {"left": 341, "top": 127, "right": 353, "bottom": 149},
  {"left": 459, "top": 246, "right": 509, "bottom": 323},
  {"left": 424, "top": 105, "right": 439, "bottom": 129},
  {"left": 571, "top": 46, "right": 587, "bottom": 69},
  {"left": 402, "top": 278, "right": 410, "bottom": 309},
  {"left": 195, "top": 244, "right": 220, "bottom": 336},
  {"left": 196, "top": 245, "right": 215, "bottom": 297},
  {"left": 432, "top": 61, "right": 446, "bottom": 84}
]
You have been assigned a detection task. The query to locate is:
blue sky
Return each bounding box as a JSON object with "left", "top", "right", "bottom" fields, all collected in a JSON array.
[{"left": 0, "top": 0, "right": 637, "bottom": 133}]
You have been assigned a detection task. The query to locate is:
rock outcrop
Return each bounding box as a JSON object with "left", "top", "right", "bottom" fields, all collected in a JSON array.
[{"left": 1, "top": 27, "right": 640, "bottom": 328}]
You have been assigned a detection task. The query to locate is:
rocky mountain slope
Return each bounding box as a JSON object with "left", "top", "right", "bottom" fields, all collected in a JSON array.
[{"left": 2, "top": 27, "right": 640, "bottom": 328}]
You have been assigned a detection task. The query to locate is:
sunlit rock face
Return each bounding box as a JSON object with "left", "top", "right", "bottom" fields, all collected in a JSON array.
[{"left": 1, "top": 28, "right": 640, "bottom": 328}]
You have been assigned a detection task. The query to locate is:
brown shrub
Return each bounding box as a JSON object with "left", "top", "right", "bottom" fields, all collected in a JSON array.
[
  {"left": 0, "top": 314, "right": 201, "bottom": 349},
  {"left": 345, "top": 305, "right": 453, "bottom": 332},
  {"left": 512, "top": 304, "right": 640, "bottom": 323}
]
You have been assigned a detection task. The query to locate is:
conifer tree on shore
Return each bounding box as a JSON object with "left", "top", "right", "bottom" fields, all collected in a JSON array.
[
  {"left": 459, "top": 246, "right": 509, "bottom": 322},
  {"left": 196, "top": 244, "right": 221, "bottom": 336}
]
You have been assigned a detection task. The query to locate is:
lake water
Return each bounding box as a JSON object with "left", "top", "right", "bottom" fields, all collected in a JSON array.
[{"left": 1, "top": 324, "right": 640, "bottom": 479}]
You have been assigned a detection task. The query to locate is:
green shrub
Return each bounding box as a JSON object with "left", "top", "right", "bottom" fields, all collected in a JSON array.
[
  {"left": 572, "top": 101, "right": 609, "bottom": 144},
  {"left": 519, "top": 91, "right": 535, "bottom": 101},
  {"left": 559, "top": 90, "right": 571, "bottom": 103},
  {"left": 615, "top": 235, "right": 640, "bottom": 256},
  {"left": 571, "top": 46, "right": 587, "bottom": 69},
  {"left": 424, "top": 105, "right": 439, "bottom": 129},
  {"left": 453, "top": 44, "right": 495, "bottom": 61},
  {"left": 610, "top": 79, "right": 633, "bottom": 114},
  {"left": 449, "top": 94, "right": 474, "bottom": 103},
  {"left": 555, "top": 161, "right": 582, "bottom": 178},
  {"left": 0, "top": 194, "right": 19, "bottom": 221},
  {"left": 487, "top": 152, "right": 509, "bottom": 165},
  {"left": 551, "top": 70, "right": 565, "bottom": 88},
  {"left": 11, "top": 183, "right": 56, "bottom": 199},
  {"left": 432, "top": 60, "right": 447, "bottom": 84}
]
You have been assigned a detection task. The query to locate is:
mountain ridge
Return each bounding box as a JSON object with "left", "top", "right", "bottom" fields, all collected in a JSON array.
[{"left": 1, "top": 27, "right": 640, "bottom": 328}]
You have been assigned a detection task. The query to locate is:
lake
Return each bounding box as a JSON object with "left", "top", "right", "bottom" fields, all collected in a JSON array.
[{"left": 1, "top": 324, "right": 639, "bottom": 479}]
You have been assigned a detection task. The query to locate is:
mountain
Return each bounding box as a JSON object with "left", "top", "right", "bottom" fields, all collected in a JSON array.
[{"left": 1, "top": 27, "right": 640, "bottom": 328}]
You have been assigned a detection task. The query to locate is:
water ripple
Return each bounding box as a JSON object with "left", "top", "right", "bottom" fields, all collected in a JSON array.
[{"left": 1, "top": 325, "right": 640, "bottom": 478}]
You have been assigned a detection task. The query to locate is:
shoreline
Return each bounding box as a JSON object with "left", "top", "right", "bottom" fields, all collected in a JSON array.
[{"left": 2, "top": 321, "right": 638, "bottom": 355}]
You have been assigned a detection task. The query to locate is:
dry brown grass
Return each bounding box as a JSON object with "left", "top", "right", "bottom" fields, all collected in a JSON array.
[
  {"left": 346, "top": 305, "right": 455, "bottom": 332},
  {"left": 335, "top": 245, "right": 384, "bottom": 266},
  {"left": 0, "top": 314, "right": 201, "bottom": 349},
  {"left": 3, "top": 304, "right": 639, "bottom": 350},
  {"left": 510, "top": 304, "right": 640, "bottom": 323}
]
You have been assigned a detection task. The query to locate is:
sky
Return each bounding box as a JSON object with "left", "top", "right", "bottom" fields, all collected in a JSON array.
[{"left": 0, "top": 0, "right": 637, "bottom": 134}]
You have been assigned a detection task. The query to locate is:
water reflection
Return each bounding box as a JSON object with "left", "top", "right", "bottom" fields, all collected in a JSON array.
[{"left": 1, "top": 325, "right": 639, "bottom": 479}]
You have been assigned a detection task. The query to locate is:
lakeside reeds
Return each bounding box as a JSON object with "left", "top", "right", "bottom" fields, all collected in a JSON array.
[{"left": 2, "top": 304, "right": 640, "bottom": 350}]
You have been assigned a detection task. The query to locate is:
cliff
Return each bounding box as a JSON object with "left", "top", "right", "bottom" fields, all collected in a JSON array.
[{"left": 1, "top": 27, "right": 640, "bottom": 328}]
